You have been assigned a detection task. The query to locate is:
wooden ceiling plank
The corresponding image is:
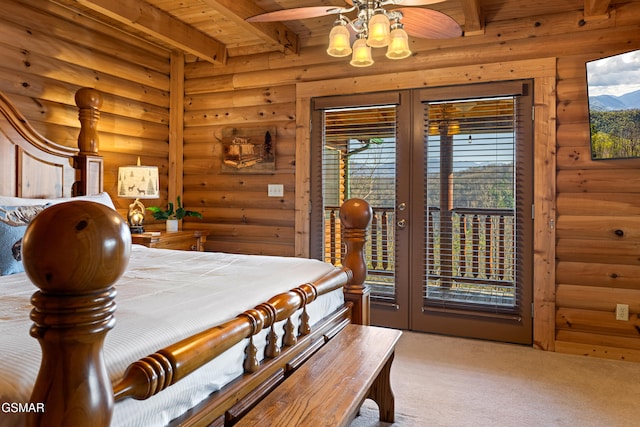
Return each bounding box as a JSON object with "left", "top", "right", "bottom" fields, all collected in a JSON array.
[
  {"left": 460, "top": 0, "right": 484, "bottom": 36},
  {"left": 584, "top": 0, "right": 611, "bottom": 20},
  {"left": 201, "top": 0, "right": 299, "bottom": 55},
  {"left": 74, "top": 0, "right": 227, "bottom": 64}
]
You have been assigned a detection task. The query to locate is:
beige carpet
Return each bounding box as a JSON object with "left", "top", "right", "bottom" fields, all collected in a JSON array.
[{"left": 351, "top": 330, "right": 640, "bottom": 427}]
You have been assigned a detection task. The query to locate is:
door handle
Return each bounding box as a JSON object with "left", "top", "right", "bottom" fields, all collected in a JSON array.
[{"left": 397, "top": 219, "right": 407, "bottom": 229}]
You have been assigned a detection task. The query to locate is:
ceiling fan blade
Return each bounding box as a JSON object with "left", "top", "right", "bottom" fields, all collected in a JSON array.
[
  {"left": 392, "top": 0, "right": 446, "bottom": 5},
  {"left": 246, "top": 6, "right": 345, "bottom": 23},
  {"left": 345, "top": 0, "right": 445, "bottom": 5},
  {"left": 397, "top": 8, "right": 462, "bottom": 39}
]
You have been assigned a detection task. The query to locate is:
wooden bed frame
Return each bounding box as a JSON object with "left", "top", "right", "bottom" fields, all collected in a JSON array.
[{"left": 0, "top": 87, "right": 372, "bottom": 427}]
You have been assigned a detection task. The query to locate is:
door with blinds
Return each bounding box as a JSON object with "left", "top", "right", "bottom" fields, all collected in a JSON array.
[
  {"left": 411, "top": 82, "right": 534, "bottom": 344},
  {"left": 310, "top": 92, "right": 412, "bottom": 329},
  {"left": 310, "top": 82, "right": 534, "bottom": 343}
]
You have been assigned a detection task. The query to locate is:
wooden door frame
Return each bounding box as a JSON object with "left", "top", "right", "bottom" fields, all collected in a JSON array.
[{"left": 295, "top": 58, "right": 557, "bottom": 350}]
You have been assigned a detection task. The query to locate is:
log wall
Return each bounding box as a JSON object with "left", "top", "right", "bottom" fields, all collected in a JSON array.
[
  {"left": 1, "top": 0, "right": 640, "bottom": 359},
  {"left": 182, "top": 84, "right": 297, "bottom": 255},
  {"left": 0, "top": 0, "right": 171, "bottom": 218}
]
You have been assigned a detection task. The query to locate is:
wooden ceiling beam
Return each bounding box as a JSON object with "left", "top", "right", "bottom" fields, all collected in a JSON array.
[
  {"left": 460, "top": 0, "right": 484, "bottom": 36},
  {"left": 584, "top": 0, "right": 611, "bottom": 20},
  {"left": 72, "top": 0, "right": 227, "bottom": 64},
  {"left": 202, "top": 0, "right": 299, "bottom": 55}
]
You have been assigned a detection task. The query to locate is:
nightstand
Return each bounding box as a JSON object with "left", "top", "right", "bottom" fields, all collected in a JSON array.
[{"left": 131, "top": 230, "right": 208, "bottom": 251}]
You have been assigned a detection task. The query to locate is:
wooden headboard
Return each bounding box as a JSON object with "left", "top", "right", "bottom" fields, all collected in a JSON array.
[{"left": 0, "top": 88, "right": 104, "bottom": 198}]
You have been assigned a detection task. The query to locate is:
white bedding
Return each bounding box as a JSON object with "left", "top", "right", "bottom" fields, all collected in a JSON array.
[{"left": 0, "top": 245, "right": 344, "bottom": 426}]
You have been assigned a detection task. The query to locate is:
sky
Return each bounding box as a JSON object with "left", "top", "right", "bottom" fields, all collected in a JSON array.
[{"left": 586, "top": 49, "right": 640, "bottom": 97}]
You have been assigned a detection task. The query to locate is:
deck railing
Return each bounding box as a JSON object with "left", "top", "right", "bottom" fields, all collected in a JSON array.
[
  {"left": 427, "top": 206, "right": 515, "bottom": 286},
  {"left": 324, "top": 205, "right": 515, "bottom": 304},
  {"left": 324, "top": 205, "right": 395, "bottom": 274}
]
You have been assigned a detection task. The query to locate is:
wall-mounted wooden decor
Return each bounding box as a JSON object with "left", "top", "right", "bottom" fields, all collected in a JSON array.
[{"left": 221, "top": 126, "right": 276, "bottom": 174}]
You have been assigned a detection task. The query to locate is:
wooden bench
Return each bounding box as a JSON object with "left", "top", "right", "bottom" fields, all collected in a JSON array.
[{"left": 235, "top": 324, "right": 402, "bottom": 427}]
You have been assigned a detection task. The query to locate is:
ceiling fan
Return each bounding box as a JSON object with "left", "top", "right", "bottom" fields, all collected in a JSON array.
[{"left": 246, "top": 0, "right": 462, "bottom": 41}]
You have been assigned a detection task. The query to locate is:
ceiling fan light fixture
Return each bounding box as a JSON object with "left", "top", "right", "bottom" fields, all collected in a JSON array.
[
  {"left": 366, "top": 11, "right": 391, "bottom": 48},
  {"left": 248, "top": 1, "right": 462, "bottom": 67},
  {"left": 327, "top": 21, "right": 352, "bottom": 57},
  {"left": 350, "top": 36, "right": 374, "bottom": 67},
  {"left": 385, "top": 26, "right": 411, "bottom": 60}
]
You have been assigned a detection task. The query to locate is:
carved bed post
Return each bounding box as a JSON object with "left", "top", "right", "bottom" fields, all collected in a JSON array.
[
  {"left": 22, "top": 202, "right": 131, "bottom": 427},
  {"left": 340, "top": 198, "right": 372, "bottom": 325},
  {"left": 73, "top": 87, "right": 104, "bottom": 196}
]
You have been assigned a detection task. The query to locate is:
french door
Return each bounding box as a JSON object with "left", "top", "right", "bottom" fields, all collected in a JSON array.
[
  {"left": 310, "top": 91, "right": 411, "bottom": 329},
  {"left": 310, "top": 81, "right": 534, "bottom": 344},
  {"left": 412, "top": 82, "right": 533, "bottom": 344}
]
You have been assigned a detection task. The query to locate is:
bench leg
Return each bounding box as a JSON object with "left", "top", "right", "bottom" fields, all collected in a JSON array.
[{"left": 367, "top": 351, "right": 395, "bottom": 423}]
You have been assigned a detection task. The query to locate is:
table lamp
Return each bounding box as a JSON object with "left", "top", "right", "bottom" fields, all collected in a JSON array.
[{"left": 117, "top": 158, "right": 159, "bottom": 234}]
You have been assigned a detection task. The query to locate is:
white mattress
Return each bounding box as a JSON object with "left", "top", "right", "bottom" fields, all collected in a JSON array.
[{"left": 0, "top": 245, "right": 344, "bottom": 426}]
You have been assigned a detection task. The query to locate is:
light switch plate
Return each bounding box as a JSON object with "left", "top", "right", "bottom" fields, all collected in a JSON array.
[{"left": 268, "top": 184, "right": 284, "bottom": 197}]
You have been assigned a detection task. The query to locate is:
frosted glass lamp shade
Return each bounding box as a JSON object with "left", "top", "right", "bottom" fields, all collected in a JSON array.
[
  {"left": 367, "top": 13, "right": 391, "bottom": 48},
  {"left": 386, "top": 27, "right": 411, "bottom": 60},
  {"left": 350, "top": 38, "right": 374, "bottom": 67},
  {"left": 327, "top": 24, "right": 352, "bottom": 57}
]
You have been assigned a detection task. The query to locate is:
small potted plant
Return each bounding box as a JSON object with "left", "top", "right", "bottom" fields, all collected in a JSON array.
[{"left": 147, "top": 196, "right": 202, "bottom": 232}]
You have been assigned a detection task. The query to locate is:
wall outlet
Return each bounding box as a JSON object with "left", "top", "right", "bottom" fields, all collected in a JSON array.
[
  {"left": 616, "top": 304, "right": 629, "bottom": 321},
  {"left": 268, "top": 184, "right": 284, "bottom": 197}
]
